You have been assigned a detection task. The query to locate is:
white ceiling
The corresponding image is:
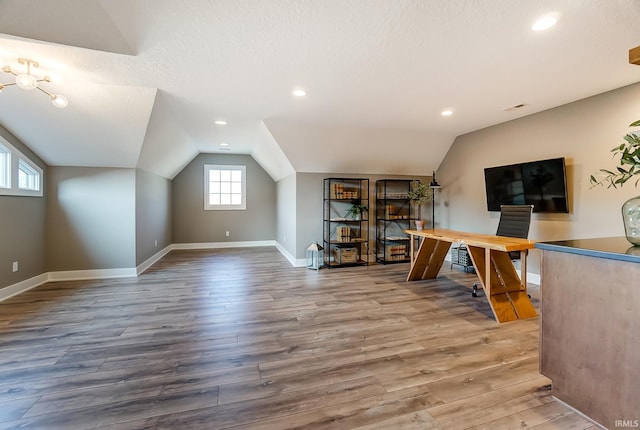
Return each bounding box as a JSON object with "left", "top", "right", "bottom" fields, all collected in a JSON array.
[{"left": 1, "top": 0, "right": 639, "bottom": 181}]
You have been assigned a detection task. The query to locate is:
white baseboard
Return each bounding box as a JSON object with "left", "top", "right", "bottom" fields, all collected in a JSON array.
[
  {"left": 47, "top": 268, "right": 138, "bottom": 281},
  {"left": 0, "top": 269, "right": 138, "bottom": 303},
  {"left": 274, "top": 241, "right": 305, "bottom": 267},
  {"left": 137, "top": 245, "right": 172, "bottom": 275},
  {"left": 0, "top": 273, "right": 49, "bottom": 302},
  {"left": 171, "top": 240, "right": 276, "bottom": 250},
  {"left": 524, "top": 272, "right": 540, "bottom": 285}
]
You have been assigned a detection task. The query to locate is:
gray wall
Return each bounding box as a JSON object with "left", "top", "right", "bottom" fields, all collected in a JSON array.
[
  {"left": 295, "top": 172, "right": 431, "bottom": 260},
  {"left": 437, "top": 82, "right": 640, "bottom": 275},
  {"left": 276, "top": 173, "right": 297, "bottom": 258},
  {"left": 46, "top": 167, "right": 136, "bottom": 271},
  {"left": 172, "top": 153, "right": 276, "bottom": 243},
  {"left": 135, "top": 168, "right": 172, "bottom": 265},
  {"left": 0, "top": 125, "right": 47, "bottom": 289}
]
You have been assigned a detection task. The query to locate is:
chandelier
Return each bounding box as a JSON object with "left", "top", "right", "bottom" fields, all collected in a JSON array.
[{"left": 0, "top": 58, "right": 68, "bottom": 108}]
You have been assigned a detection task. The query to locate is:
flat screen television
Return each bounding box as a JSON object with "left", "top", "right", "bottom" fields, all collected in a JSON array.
[{"left": 484, "top": 157, "right": 569, "bottom": 213}]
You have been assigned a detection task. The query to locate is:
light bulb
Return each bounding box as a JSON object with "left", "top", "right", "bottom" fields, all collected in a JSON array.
[
  {"left": 51, "top": 94, "right": 68, "bottom": 108},
  {"left": 532, "top": 15, "right": 558, "bottom": 31},
  {"left": 16, "top": 73, "right": 37, "bottom": 90}
]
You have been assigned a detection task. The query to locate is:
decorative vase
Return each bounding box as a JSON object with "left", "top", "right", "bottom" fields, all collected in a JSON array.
[
  {"left": 415, "top": 220, "right": 425, "bottom": 231},
  {"left": 622, "top": 195, "right": 640, "bottom": 246}
]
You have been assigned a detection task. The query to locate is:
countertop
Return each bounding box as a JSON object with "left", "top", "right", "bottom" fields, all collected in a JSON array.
[{"left": 535, "top": 236, "right": 640, "bottom": 263}]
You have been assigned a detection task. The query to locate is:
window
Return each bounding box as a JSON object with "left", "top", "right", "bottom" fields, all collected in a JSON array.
[
  {"left": 18, "top": 159, "right": 40, "bottom": 191},
  {"left": 0, "top": 136, "right": 43, "bottom": 197},
  {"left": 0, "top": 143, "right": 9, "bottom": 189},
  {"left": 204, "top": 164, "right": 246, "bottom": 210}
]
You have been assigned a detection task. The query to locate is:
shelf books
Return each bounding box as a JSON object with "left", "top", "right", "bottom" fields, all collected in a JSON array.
[
  {"left": 385, "top": 243, "right": 408, "bottom": 261},
  {"left": 336, "top": 226, "right": 351, "bottom": 242},
  {"left": 331, "top": 183, "right": 358, "bottom": 199}
]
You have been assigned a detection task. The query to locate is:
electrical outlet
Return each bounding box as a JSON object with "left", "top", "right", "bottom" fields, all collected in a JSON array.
[
  {"left": 225, "top": 231, "right": 230, "bottom": 237},
  {"left": 12, "top": 261, "right": 18, "bottom": 272},
  {"left": 283, "top": 235, "right": 286, "bottom": 242},
  {"left": 154, "top": 240, "right": 158, "bottom": 247}
]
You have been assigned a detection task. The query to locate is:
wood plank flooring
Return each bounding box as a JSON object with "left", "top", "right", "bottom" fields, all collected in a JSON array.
[{"left": 0, "top": 247, "right": 597, "bottom": 429}]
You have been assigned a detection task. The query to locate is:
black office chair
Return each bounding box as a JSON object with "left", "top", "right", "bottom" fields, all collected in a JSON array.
[{"left": 471, "top": 204, "right": 533, "bottom": 297}]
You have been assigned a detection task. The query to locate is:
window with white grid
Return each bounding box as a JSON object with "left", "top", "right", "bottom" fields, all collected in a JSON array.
[
  {"left": 204, "top": 164, "right": 246, "bottom": 210},
  {"left": 0, "top": 136, "right": 43, "bottom": 197}
]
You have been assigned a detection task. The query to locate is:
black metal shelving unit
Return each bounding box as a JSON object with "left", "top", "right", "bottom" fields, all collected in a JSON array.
[
  {"left": 375, "top": 179, "right": 415, "bottom": 264},
  {"left": 323, "top": 178, "right": 369, "bottom": 268}
]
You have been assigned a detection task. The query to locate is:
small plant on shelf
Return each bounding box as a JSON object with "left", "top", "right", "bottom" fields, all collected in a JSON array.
[
  {"left": 407, "top": 180, "right": 432, "bottom": 204},
  {"left": 407, "top": 179, "right": 433, "bottom": 218},
  {"left": 346, "top": 201, "right": 368, "bottom": 220},
  {"left": 407, "top": 180, "right": 432, "bottom": 229}
]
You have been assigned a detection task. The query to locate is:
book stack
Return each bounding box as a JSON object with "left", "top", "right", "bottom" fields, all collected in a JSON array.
[
  {"left": 331, "top": 183, "right": 358, "bottom": 199},
  {"left": 331, "top": 183, "right": 344, "bottom": 199},
  {"left": 385, "top": 244, "right": 407, "bottom": 261},
  {"left": 336, "top": 226, "right": 351, "bottom": 242},
  {"left": 385, "top": 204, "right": 395, "bottom": 219}
]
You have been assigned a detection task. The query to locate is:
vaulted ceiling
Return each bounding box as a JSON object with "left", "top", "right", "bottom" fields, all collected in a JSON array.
[{"left": 1, "top": 0, "right": 639, "bottom": 181}]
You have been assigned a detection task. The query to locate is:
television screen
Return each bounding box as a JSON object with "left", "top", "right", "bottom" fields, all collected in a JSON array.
[{"left": 484, "top": 157, "right": 569, "bottom": 213}]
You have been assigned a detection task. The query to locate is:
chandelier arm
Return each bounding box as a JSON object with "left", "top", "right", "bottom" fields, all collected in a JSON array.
[
  {"left": 36, "top": 86, "right": 54, "bottom": 98},
  {"left": 0, "top": 82, "right": 17, "bottom": 88}
]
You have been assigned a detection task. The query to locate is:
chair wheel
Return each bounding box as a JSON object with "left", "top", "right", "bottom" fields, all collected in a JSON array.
[{"left": 472, "top": 284, "right": 480, "bottom": 297}]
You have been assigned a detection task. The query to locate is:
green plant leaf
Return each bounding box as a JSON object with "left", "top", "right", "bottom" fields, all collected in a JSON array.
[{"left": 591, "top": 121, "right": 640, "bottom": 189}]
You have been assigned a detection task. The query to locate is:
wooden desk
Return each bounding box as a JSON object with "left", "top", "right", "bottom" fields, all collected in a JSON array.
[{"left": 405, "top": 228, "right": 537, "bottom": 323}]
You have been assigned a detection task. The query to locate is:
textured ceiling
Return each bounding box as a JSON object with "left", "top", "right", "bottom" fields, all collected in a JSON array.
[{"left": 0, "top": 0, "right": 639, "bottom": 180}]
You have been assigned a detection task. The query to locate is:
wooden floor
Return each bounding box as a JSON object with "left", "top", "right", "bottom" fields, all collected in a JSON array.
[{"left": 0, "top": 247, "right": 597, "bottom": 430}]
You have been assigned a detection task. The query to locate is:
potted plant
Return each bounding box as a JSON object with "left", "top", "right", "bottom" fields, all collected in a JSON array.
[
  {"left": 407, "top": 180, "right": 432, "bottom": 230},
  {"left": 590, "top": 119, "right": 640, "bottom": 245},
  {"left": 346, "top": 201, "right": 368, "bottom": 220}
]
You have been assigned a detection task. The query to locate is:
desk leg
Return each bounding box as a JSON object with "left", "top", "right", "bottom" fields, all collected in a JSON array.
[
  {"left": 467, "top": 246, "right": 537, "bottom": 323},
  {"left": 406, "top": 237, "right": 451, "bottom": 281},
  {"left": 410, "top": 235, "right": 415, "bottom": 263}
]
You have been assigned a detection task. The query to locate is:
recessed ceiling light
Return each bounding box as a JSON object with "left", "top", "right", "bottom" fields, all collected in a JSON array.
[
  {"left": 532, "top": 14, "right": 558, "bottom": 31},
  {"left": 214, "top": 120, "right": 227, "bottom": 125},
  {"left": 441, "top": 109, "right": 453, "bottom": 117},
  {"left": 292, "top": 89, "right": 307, "bottom": 97},
  {"left": 219, "top": 142, "right": 229, "bottom": 147}
]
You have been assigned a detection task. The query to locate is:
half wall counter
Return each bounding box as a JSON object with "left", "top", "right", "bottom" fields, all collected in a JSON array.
[{"left": 536, "top": 237, "right": 640, "bottom": 429}]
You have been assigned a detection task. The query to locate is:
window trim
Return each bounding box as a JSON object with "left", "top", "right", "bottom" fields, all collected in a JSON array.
[
  {"left": 0, "top": 136, "right": 43, "bottom": 197},
  {"left": 0, "top": 142, "right": 10, "bottom": 189},
  {"left": 204, "top": 164, "right": 246, "bottom": 211}
]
